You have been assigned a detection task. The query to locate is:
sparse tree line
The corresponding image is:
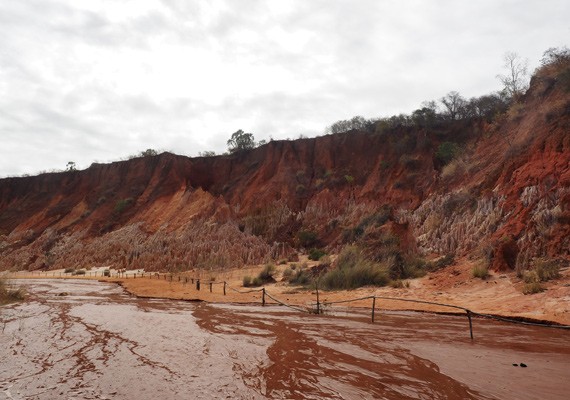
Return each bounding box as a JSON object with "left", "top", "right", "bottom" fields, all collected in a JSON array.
[
  {"left": 11, "top": 48, "right": 569, "bottom": 177},
  {"left": 325, "top": 89, "right": 511, "bottom": 135},
  {"left": 325, "top": 48, "right": 569, "bottom": 135}
]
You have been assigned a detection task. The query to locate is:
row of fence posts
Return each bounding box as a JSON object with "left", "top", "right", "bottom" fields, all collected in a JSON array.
[
  {"left": 146, "top": 273, "right": 228, "bottom": 296},
  {"left": 14, "top": 270, "right": 474, "bottom": 339}
]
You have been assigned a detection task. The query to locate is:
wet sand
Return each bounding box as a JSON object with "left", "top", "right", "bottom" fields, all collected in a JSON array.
[{"left": 1, "top": 279, "right": 569, "bottom": 399}]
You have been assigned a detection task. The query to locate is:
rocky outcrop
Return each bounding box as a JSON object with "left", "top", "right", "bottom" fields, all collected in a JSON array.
[{"left": 1, "top": 60, "right": 569, "bottom": 272}]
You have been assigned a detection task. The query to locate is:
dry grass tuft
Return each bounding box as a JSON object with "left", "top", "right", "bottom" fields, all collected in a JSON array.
[{"left": 0, "top": 278, "right": 27, "bottom": 304}]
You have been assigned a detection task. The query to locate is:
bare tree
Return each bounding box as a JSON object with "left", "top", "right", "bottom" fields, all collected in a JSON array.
[
  {"left": 497, "top": 51, "right": 529, "bottom": 100},
  {"left": 540, "top": 46, "right": 570, "bottom": 67},
  {"left": 440, "top": 91, "right": 467, "bottom": 120}
]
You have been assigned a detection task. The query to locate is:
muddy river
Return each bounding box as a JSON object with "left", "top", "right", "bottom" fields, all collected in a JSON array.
[{"left": 1, "top": 279, "right": 569, "bottom": 399}]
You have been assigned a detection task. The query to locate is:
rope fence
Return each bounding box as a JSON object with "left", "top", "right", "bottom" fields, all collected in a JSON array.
[{"left": 5, "top": 270, "right": 570, "bottom": 339}]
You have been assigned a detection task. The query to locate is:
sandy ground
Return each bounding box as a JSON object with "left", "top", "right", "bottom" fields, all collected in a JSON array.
[
  {"left": 4, "top": 259, "right": 570, "bottom": 325},
  {"left": 113, "top": 260, "right": 570, "bottom": 326}
]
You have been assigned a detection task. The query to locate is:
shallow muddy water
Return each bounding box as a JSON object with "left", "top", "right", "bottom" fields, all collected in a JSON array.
[{"left": 1, "top": 280, "right": 569, "bottom": 399}]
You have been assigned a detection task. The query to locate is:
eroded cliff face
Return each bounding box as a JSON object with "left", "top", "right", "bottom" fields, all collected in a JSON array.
[
  {"left": 403, "top": 65, "right": 570, "bottom": 270},
  {"left": 1, "top": 62, "right": 569, "bottom": 272}
]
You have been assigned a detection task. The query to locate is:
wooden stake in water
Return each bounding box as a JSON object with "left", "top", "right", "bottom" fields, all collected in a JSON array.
[{"left": 467, "top": 310, "right": 474, "bottom": 340}]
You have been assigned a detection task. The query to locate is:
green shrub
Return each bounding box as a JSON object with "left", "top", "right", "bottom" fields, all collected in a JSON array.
[
  {"left": 308, "top": 248, "right": 326, "bottom": 261},
  {"left": 472, "top": 264, "right": 489, "bottom": 279},
  {"left": 64, "top": 268, "right": 75, "bottom": 274},
  {"left": 282, "top": 267, "right": 294, "bottom": 281},
  {"left": 534, "top": 258, "right": 561, "bottom": 281},
  {"left": 522, "top": 270, "right": 539, "bottom": 283},
  {"left": 436, "top": 142, "right": 461, "bottom": 165},
  {"left": 523, "top": 281, "right": 544, "bottom": 295},
  {"left": 400, "top": 257, "right": 428, "bottom": 279},
  {"left": 520, "top": 258, "right": 562, "bottom": 289},
  {"left": 429, "top": 254, "right": 455, "bottom": 271},
  {"left": 114, "top": 198, "right": 134, "bottom": 214},
  {"left": 298, "top": 230, "right": 318, "bottom": 247},
  {"left": 73, "top": 269, "right": 86, "bottom": 276},
  {"left": 288, "top": 267, "right": 313, "bottom": 286},
  {"left": 244, "top": 264, "right": 276, "bottom": 287},
  {"left": 103, "top": 269, "right": 110, "bottom": 277},
  {"left": 258, "top": 264, "right": 276, "bottom": 282},
  {"left": 321, "top": 246, "right": 390, "bottom": 290},
  {"left": 344, "top": 207, "right": 392, "bottom": 243}
]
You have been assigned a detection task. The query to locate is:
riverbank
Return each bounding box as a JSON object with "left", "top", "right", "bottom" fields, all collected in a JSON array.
[
  {"left": 4, "top": 259, "right": 570, "bottom": 325},
  {"left": 114, "top": 260, "right": 570, "bottom": 326}
]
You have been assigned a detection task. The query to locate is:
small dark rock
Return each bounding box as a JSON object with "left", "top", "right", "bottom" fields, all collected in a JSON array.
[
  {"left": 512, "top": 363, "right": 518, "bottom": 366},
  {"left": 520, "top": 363, "right": 527, "bottom": 368}
]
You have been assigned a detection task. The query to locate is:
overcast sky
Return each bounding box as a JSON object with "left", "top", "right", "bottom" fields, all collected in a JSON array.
[{"left": 0, "top": 0, "right": 568, "bottom": 177}]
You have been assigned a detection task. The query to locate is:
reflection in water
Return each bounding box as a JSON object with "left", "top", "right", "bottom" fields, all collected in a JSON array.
[{"left": 1, "top": 279, "right": 569, "bottom": 399}]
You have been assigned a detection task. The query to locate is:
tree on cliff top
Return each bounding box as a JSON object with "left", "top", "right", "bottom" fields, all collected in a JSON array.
[
  {"left": 140, "top": 148, "right": 158, "bottom": 157},
  {"left": 227, "top": 130, "right": 256, "bottom": 153},
  {"left": 497, "top": 51, "right": 529, "bottom": 100}
]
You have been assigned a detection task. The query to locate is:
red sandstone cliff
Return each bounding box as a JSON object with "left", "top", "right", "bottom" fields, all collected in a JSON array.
[{"left": 0, "top": 60, "right": 568, "bottom": 272}]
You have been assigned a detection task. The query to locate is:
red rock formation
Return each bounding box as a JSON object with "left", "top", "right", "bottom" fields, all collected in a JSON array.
[{"left": 1, "top": 59, "right": 568, "bottom": 272}]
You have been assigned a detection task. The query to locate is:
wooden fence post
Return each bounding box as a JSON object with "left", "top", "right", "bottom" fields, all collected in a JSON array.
[
  {"left": 196, "top": 279, "right": 200, "bottom": 291},
  {"left": 223, "top": 281, "right": 226, "bottom": 296},
  {"left": 467, "top": 310, "right": 474, "bottom": 340},
  {"left": 209, "top": 282, "right": 213, "bottom": 293},
  {"left": 316, "top": 286, "right": 320, "bottom": 314},
  {"left": 262, "top": 288, "right": 266, "bottom": 306},
  {"left": 371, "top": 297, "right": 376, "bottom": 323}
]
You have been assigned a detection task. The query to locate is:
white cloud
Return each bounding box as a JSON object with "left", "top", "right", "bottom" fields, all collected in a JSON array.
[{"left": 0, "top": 0, "right": 568, "bottom": 176}]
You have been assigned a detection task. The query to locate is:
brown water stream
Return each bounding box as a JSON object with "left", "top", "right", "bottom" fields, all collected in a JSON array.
[{"left": 1, "top": 279, "right": 569, "bottom": 399}]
